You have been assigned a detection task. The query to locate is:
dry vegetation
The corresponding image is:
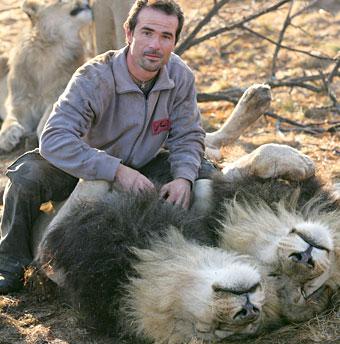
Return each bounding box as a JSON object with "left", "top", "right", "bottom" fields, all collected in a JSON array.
[
  {"left": 0, "top": 0, "right": 339, "bottom": 343},
  {"left": 179, "top": 0, "right": 340, "bottom": 182}
]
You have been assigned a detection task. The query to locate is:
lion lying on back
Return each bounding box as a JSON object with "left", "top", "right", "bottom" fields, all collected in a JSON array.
[
  {"left": 0, "top": 0, "right": 92, "bottom": 152},
  {"left": 31, "top": 144, "right": 340, "bottom": 343}
]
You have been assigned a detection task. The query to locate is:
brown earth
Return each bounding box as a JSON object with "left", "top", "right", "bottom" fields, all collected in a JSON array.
[{"left": 0, "top": 1, "right": 339, "bottom": 343}]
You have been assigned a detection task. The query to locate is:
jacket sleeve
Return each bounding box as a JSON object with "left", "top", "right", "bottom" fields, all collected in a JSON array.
[
  {"left": 39, "top": 64, "right": 121, "bottom": 181},
  {"left": 165, "top": 72, "right": 205, "bottom": 184}
]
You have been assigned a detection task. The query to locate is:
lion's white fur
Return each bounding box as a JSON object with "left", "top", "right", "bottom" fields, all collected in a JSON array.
[
  {"left": 0, "top": 0, "right": 92, "bottom": 151},
  {"left": 0, "top": 56, "right": 8, "bottom": 120},
  {"left": 218, "top": 193, "right": 340, "bottom": 317},
  {"left": 124, "top": 229, "right": 268, "bottom": 343}
]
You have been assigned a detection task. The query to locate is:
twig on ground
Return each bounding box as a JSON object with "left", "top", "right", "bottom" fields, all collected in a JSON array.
[
  {"left": 276, "top": 72, "right": 340, "bottom": 84},
  {"left": 277, "top": 124, "right": 340, "bottom": 134},
  {"left": 265, "top": 111, "right": 340, "bottom": 134},
  {"left": 268, "top": 78, "right": 322, "bottom": 92},
  {"left": 197, "top": 88, "right": 244, "bottom": 104},
  {"left": 197, "top": 70, "right": 340, "bottom": 104}
]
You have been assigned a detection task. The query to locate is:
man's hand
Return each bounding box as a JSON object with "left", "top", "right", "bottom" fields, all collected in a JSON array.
[
  {"left": 115, "top": 164, "right": 155, "bottom": 193},
  {"left": 160, "top": 178, "right": 191, "bottom": 210}
]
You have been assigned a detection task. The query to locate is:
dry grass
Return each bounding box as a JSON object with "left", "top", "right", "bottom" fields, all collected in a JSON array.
[{"left": 0, "top": 0, "right": 339, "bottom": 343}]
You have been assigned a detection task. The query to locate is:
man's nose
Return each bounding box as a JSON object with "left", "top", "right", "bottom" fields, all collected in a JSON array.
[{"left": 149, "top": 36, "right": 161, "bottom": 50}]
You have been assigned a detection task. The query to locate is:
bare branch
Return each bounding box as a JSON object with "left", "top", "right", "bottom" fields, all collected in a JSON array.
[
  {"left": 278, "top": 123, "right": 340, "bottom": 134},
  {"left": 290, "top": 23, "right": 313, "bottom": 37},
  {"left": 196, "top": 70, "right": 340, "bottom": 105},
  {"left": 241, "top": 25, "right": 334, "bottom": 61},
  {"left": 175, "top": 0, "right": 231, "bottom": 56},
  {"left": 175, "top": 0, "right": 292, "bottom": 55},
  {"left": 283, "top": 71, "right": 340, "bottom": 83},
  {"left": 290, "top": 0, "right": 320, "bottom": 19},
  {"left": 197, "top": 88, "right": 244, "bottom": 104},
  {"left": 270, "top": 0, "right": 324, "bottom": 78},
  {"left": 328, "top": 59, "right": 340, "bottom": 84},
  {"left": 265, "top": 111, "right": 308, "bottom": 128},
  {"left": 265, "top": 111, "right": 340, "bottom": 134},
  {"left": 268, "top": 79, "right": 322, "bottom": 92},
  {"left": 318, "top": 69, "right": 338, "bottom": 106},
  {"left": 271, "top": 0, "right": 294, "bottom": 78}
]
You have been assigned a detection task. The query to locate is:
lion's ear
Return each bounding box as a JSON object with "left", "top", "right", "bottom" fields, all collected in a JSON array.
[{"left": 21, "top": 0, "right": 40, "bottom": 21}]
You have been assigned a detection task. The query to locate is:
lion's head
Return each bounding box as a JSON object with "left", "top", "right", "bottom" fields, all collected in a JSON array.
[
  {"left": 218, "top": 194, "right": 339, "bottom": 323},
  {"left": 124, "top": 229, "right": 266, "bottom": 343},
  {"left": 22, "top": 0, "right": 92, "bottom": 40},
  {"left": 277, "top": 221, "right": 334, "bottom": 295}
]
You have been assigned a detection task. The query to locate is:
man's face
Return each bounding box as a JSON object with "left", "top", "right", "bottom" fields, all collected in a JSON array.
[{"left": 126, "top": 7, "right": 178, "bottom": 73}]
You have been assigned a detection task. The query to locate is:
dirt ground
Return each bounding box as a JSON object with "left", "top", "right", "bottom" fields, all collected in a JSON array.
[{"left": 0, "top": 0, "right": 339, "bottom": 343}]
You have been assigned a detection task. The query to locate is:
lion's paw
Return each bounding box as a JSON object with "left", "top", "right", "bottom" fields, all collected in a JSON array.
[
  {"left": 0, "top": 123, "right": 25, "bottom": 152},
  {"left": 249, "top": 143, "right": 315, "bottom": 181},
  {"left": 222, "top": 143, "right": 315, "bottom": 182}
]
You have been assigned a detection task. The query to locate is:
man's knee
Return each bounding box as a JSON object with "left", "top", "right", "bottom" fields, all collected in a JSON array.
[
  {"left": 4, "top": 150, "right": 77, "bottom": 200},
  {"left": 6, "top": 154, "right": 51, "bottom": 189}
]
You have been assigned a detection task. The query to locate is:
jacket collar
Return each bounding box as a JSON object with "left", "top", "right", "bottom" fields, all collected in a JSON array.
[{"left": 112, "top": 46, "right": 175, "bottom": 94}]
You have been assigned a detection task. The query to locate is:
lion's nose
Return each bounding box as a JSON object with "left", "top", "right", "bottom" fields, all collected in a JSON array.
[
  {"left": 289, "top": 245, "right": 315, "bottom": 268},
  {"left": 234, "top": 301, "right": 260, "bottom": 321}
]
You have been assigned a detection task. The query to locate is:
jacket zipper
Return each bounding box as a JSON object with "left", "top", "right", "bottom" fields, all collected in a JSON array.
[{"left": 125, "top": 94, "right": 148, "bottom": 164}]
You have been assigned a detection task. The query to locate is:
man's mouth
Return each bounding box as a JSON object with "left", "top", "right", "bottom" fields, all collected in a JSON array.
[{"left": 144, "top": 52, "right": 162, "bottom": 60}]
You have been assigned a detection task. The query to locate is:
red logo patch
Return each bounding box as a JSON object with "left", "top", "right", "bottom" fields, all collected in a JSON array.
[{"left": 152, "top": 119, "right": 171, "bottom": 135}]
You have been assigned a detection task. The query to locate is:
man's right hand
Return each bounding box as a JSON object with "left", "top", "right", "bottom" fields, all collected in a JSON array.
[{"left": 115, "top": 164, "right": 155, "bottom": 193}]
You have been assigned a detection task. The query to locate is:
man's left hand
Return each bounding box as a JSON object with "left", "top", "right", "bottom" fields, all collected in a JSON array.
[{"left": 160, "top": 178, "right": 191, "bottom": 210}]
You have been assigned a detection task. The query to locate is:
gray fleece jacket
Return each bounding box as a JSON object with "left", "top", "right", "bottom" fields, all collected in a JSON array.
[{"left": 40, "top": 47, "right": 205, "bottom": 183}]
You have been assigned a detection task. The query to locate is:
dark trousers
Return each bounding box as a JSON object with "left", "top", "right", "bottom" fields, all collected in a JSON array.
[{"left": 0, "top": 149, "right": 216, "bottom": 273}]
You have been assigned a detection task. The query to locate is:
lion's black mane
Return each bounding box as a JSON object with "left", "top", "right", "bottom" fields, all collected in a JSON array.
[{"left": 36, "top": 188, "right": 215, "bottom": 339}]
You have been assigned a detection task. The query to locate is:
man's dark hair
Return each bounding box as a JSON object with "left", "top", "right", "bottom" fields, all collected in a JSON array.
[{"left": 124, "top": 0, "right": 184, "bottom": 44}]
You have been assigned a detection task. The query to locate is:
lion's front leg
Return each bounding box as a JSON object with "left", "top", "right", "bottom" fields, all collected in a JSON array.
[
  {"left": 0, "top": 115, "right": 25, "bottom": 152},
  {"left": 205, "top": 84, "right": 272, "bottom": 161},
  {"left": 36, "top": 105, "right": 53, "bottom": 139}
]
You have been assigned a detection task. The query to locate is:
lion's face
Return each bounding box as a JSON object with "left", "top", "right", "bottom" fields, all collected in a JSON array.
[
  {"left": 23, "top": 0, "right": 92, "bottom": 38},
  {"left": 128, "top": 234, "right": 267, "bottom": 343},
  {"left": 277, "top": 221, "right": 334, "bottom": 297},
  {"left": 185, "top": 262, "right": 265, "bottom": 341}
]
